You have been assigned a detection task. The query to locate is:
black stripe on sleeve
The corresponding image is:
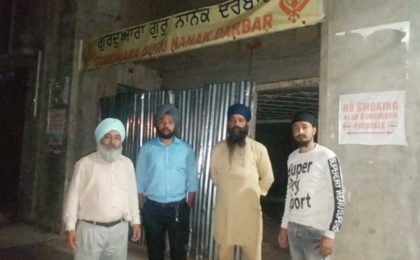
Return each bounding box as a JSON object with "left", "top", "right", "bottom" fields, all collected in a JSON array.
[{"left": 328, "top": 156, "right": 345, "bottom": 232}]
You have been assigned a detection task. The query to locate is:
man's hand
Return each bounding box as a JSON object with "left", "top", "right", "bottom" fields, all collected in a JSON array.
[
  {"left": 131, "top": 224, "right": 141, "bottom": 241},
  {"left": 278, "top": 228, "right": 289, "bottom": 249},
  {"left": 320, "top": 236, "right": 334, "bottom": 256},
  {"left": 187, "top": 192, "right": 196, "bottom": 208},
  {"left": 138, "top": 193, "right": 145, "bottom": 209},
  {"left": 66, "top": 230, "right": 76, "bottom": 250}
]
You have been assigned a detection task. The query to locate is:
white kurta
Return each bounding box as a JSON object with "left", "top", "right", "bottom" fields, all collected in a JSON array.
[
  {"left": 210, "top": 137, "right": 274, "bottom": 245},
  {"left": 63, "top": 152, "right": 140, "bottom": 230}
]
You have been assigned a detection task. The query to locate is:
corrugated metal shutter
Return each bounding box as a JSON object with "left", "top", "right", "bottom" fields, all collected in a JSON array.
[{"left": 101, "top": 81, "right": 255, "bottom": 259}]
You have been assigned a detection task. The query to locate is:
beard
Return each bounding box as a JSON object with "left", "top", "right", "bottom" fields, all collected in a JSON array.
[
  {"left": 295, "top": 139, "right": 311, "bottom": 147},
  {"left": 156, "top": 127, "right": 176, "bottom": 139},
  {"left": 226, "top": 125, "right": 248, "bottom": 163},
  {"left": 294, "top": 135, "right": 312, "bottom": 147},
  {"left": 227, "top": 125, "right": 248, "bottom": 148},
  {"left": 97, "top": 143, "right": 122, "bottom": 162}
]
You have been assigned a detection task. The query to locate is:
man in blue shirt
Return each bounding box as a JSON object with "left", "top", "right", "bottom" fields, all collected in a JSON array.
[{"left": 136, "top": 104, "right": 198, "bottom": 260}]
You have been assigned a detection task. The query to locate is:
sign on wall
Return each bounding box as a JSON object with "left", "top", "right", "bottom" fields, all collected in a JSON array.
[
  {"left": 82, "top": 0, "right": 324, "bottom": 70},
  {"left": 47, "top": 109, "right": 66, "bottom": 154},
  {"left": 338, "top": 91, "right": 406, "bottom": 145}
]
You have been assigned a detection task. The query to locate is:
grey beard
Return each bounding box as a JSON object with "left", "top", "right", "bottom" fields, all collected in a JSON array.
[{"left": 97, "top": 144, "right": 122, "bottom": 162}]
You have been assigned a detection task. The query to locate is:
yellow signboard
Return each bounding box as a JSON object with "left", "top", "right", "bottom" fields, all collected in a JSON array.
[{"left": 83, "top": 0, "right": 324, "bottom": 70}]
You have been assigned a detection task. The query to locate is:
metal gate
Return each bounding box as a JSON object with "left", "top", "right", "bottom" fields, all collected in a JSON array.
[{"left": 101, "top": 81, "right": 255, "bottom": 259}]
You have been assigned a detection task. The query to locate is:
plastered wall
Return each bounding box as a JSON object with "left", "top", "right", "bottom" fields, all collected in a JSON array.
[{"left": 319, "top": 1, "right": 420, "bottom": 259}]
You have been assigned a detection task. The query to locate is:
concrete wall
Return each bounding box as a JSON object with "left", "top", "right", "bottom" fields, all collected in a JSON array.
[
  {"left": 68, "top": 0, "right": 163, "bottom": 160},
  {"left": 319, "top": 1, "right": 419, "bottom": 259},
  {"left": 141, "top": 25, "right": 320, "bottom": 90},
  {"left": 16, "top": 0, "right": 77, "bottom": 230}
]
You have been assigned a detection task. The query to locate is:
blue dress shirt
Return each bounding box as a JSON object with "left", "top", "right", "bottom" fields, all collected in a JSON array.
[{"left": 136, "top": 137, "right": 198, "bottom": 203}]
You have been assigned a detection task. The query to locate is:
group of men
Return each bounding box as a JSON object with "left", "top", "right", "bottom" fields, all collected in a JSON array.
[{"left": 63, "top": 103, "right": 344, "bottom": 260}]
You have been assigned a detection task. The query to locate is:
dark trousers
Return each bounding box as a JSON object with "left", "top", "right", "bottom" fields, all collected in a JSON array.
[{"left": 141, "top": 198, "right": 190, "bottom": 260}]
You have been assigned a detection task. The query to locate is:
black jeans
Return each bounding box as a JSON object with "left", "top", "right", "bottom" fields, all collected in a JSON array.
[{"left": 141, "top": 198, "right": 190, "bottom": 260}]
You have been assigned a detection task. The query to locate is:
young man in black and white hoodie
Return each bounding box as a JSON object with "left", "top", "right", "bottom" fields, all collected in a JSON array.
[{"left": 278, "top": 112, "right": 345, "bottom": 260}]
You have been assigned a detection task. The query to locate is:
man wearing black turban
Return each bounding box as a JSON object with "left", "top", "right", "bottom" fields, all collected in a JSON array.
[{"left": 278, "top": 111, "right": 345, "bottom": 260}]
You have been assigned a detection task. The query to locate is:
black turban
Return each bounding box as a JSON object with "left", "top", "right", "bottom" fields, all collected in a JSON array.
[
  {"left": 227, "top": 103, "right": 251, "bottom": 122},
  {"left": 291, "top": 111, "right": 318, "bottom": 127}
]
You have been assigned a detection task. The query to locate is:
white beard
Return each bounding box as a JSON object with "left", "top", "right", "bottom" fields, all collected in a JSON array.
[{"left": 97, "top": 143, "right": 122, "bottom": 162}]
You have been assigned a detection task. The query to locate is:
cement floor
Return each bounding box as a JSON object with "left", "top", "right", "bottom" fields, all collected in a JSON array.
[
  {"left": 0, "top": 224, "right": 149, "bottom": 260},
  {"left": 0, "top": 215, "right": 290, "bottom": 260}
]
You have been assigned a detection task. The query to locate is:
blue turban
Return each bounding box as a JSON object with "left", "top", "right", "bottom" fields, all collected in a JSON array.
[
  {"left": 227, "top": 103, "right": 251, "bottom": 122},
  {"left": 291, "top": 111, "right": 318, "bottom": 127},
  {"left": 94, "top": 118, "right": 126, "bottom": 143},
  {"left": 154, "top": 104, "right": 181, "bottom": 126}
]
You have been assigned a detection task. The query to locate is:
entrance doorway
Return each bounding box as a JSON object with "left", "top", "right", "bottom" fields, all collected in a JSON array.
[{"left": 255, "top": 79, "right": 319, "bottom": 258}]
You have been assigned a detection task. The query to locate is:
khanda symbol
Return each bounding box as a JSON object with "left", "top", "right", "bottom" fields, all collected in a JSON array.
[{"left": 279, "top": 0, "right": 310, "bottom": 23}]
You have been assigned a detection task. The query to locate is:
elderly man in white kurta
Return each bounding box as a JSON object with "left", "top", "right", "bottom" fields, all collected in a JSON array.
[
  {"left": 63, "top": 118, "right": 141, "bottom": 260},
  {"left": 211, "top": 104, "right": 274, "bottom": 260}
]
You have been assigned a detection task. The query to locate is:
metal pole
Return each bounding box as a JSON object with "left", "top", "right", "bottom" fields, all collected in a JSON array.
[{"left": 33, "top": 49, "right": 42, "bottom": 117}]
